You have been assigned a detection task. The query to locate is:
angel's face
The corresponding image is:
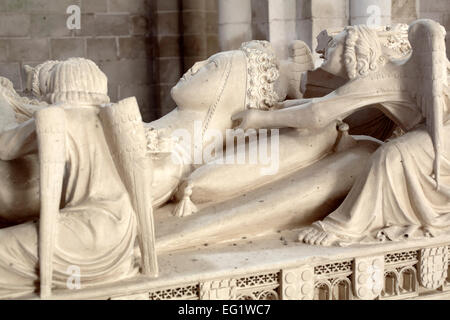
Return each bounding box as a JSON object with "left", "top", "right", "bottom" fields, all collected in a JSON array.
[{"left": 320, "top": 31, "right": 347, "bottom": 78}]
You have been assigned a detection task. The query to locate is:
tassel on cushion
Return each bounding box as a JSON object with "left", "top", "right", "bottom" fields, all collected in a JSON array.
[{"left": 172, "top": 183, "right": 198, "bottom": 218}]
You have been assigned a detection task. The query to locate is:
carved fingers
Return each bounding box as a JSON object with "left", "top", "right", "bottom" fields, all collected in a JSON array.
[{"left": 231, "top": 109, "right": 267, "bottom": 130}]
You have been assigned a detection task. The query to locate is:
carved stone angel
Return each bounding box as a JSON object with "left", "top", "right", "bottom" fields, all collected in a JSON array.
[
  {"left": 0, "top": 58, "right": 145, "bottom": 298},
  {"left": 235, "top": 19, "right": 450, "bottom": 246}
]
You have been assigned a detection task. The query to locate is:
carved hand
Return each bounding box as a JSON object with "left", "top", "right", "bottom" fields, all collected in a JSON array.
[
  {"left": 231, "top": 109, "right": 268, "bottom": 130},
  {"left": 232, "top": 101, "right": 321, "bottom": 130}
]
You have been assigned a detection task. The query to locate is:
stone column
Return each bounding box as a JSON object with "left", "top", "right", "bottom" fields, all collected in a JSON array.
[
  {"left": 152, "top": 0, "right": 183, "bottom": 117},
  {"left": 268, "top": 0, "right": 297, "bottom": 59},
  {"left": 181, "top": 0, "right": 208, "bottom": 72},
  {"left": 218, "top": 0, "right": 252, "bottom": 51},
  {"left": 350, "top": 0, "right": 391, "bottom": 26},
  {"left": 251, "top": 0, "right": 269, "bottom": 41},
  {"left": 298, "top": 0, "right": 350, "bottom": 66},
  {"left": 391, "top": 0, "right": 418, "bottom": 24},
  {"left": 296, "top": 0, "right": 313, "bottom": 50}
]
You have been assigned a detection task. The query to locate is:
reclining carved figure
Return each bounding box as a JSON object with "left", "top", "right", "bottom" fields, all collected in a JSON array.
[
  {"left": 1, "top": 19, "right": 446, "bottom": 298},
  {"left": 155, "top": 26, "right": 416, "bottom": 252}
]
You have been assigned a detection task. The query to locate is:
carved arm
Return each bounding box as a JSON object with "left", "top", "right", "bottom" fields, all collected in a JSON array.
[
  {"left": 266, "top": 82, "right": 406, "bottom": 130},
  {"left": 0, "top": 119, "right": 38, "bottom": 160}
]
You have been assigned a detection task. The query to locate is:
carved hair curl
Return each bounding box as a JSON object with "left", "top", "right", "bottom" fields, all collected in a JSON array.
[
  {"left": 240, "top": 40, "right": 280, "bottom": 110},
  {"left": 344, "top": 25, "right": 384, "bottom": 79}
]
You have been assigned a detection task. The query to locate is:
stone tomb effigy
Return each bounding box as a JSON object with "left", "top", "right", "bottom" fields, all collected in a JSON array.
[{"left": 0, "top": 20, "right": 450, "bottom": 300}]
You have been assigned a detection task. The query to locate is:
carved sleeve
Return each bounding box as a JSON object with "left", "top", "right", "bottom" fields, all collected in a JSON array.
[
  {"left": 311, "top": 81, "right": 408, "bottom": 128},
  {"left": 0, "top": 119, "right": 38, "bottom": 161}
]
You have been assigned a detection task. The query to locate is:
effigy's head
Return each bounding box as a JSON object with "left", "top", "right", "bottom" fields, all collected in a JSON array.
[
  {"left": 321, "top": 25, "right": 386, "bottom": 79},
  {"left": 27, "top": 58, "right": 109, "bottom": 105},
  {"left": 171, "top": 40, "right": 280, "bottom": 116}
]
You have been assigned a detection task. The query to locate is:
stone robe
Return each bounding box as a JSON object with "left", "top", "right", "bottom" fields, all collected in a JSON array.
[
  {"left": 315, "top": 85, "right": 450, "bottom": 244},
  {"left": 0, "top": 106, "right": 138, "bottom": 298}
]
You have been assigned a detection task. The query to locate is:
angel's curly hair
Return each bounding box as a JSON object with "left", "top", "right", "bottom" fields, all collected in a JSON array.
[
  {"left": 344, "top": 25, "right": 385, "bottom": 79},
  {"left": 240, "top": 40, "right": 281, "bottom": 110}
]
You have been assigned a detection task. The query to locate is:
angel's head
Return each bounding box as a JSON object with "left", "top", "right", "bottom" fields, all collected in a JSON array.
[
  {"left": 320, "top": 25, "right": 384, "bottom": 79},
  {"left": 320, "top": 30, "right": 347, "bottom": 78},
  {"left": 30, "top": 58, "right": 110, "bottom": 106}
]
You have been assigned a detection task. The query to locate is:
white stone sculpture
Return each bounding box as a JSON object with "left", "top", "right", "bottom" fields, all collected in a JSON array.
[
  {"left": 1, "top": 18, "right": 450, "bottom": 301},
  {"left": 233, "top": 19, "right": 450, "bottom": 246},
  {"left": 155, "top": 26, "right": 420, "bottom": 252},
  {"left": 0, "top": 58, "right": 157, "bottom": 299}
]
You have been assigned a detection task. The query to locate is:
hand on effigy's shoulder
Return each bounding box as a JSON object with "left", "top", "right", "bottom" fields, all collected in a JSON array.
[{"left": 231, "top": 109, "right": 267, "bottom": 130}]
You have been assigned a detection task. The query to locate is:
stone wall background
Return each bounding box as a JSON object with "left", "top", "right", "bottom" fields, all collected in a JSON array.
[
  {"left": 0, "top": 0, "right": 156, "bottom": 120},
  {"left": 0, "top": 0, "right": 449, "bottom": 121},
  {"left": 153, "top": 0, "right": 219, "bottom": 117}
]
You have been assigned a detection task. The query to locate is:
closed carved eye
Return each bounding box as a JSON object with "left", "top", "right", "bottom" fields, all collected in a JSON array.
[{"left": 190, "top": 61, "right": 208, "bottom": 75}]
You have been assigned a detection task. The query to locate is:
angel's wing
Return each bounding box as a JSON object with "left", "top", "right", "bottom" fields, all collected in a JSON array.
[
  {"left": 0, "top": 76, "right": 46, "bottom": 126},
  {"left": 407, "top": 19, "right": 448, "bottom": 189},
  {"left": 277, "top": 40, "right": 315, "bottom": 100}
]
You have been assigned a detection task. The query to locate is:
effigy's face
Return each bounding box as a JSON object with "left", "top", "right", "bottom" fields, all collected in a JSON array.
[
  {"left": 171, "top": 52, "right": 231, "bottom": 111},
  {"left": 320, "top": 31, "right": 347, "bottom": 78}
]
